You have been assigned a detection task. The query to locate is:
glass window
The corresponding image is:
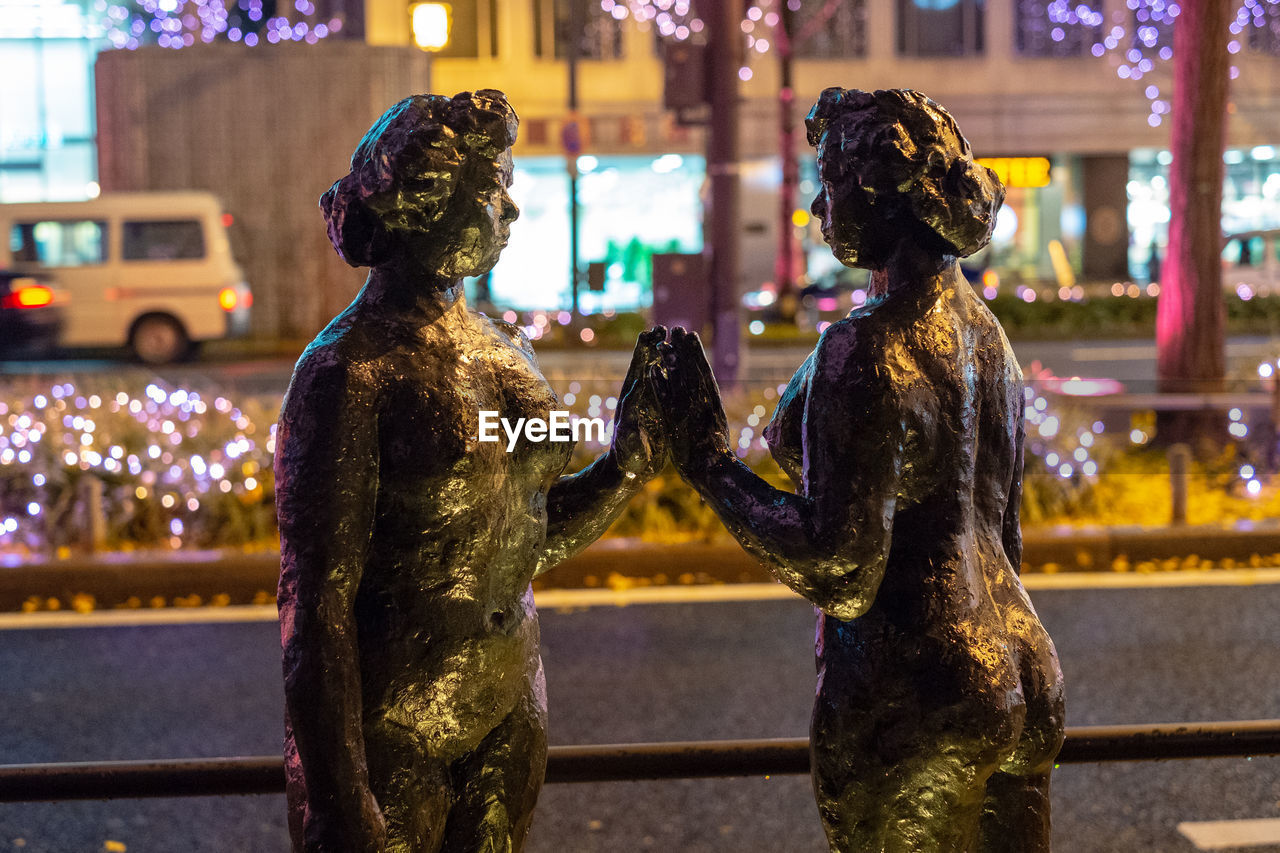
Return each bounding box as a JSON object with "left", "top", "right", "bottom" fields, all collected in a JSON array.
[
  {"left": 436, "top": 0, "right": 502, "bottom": 58},
  {"left": 898, "top": 0, "right": 985, "bottom": 56},
  {"left": 490, "top": 155, "right": 704, "bottom": 311},
  {"left": 122, "top": 220, "right": 206, "bottom": 260},
  {"left": 534, "top": 0, "right": 624, "bottom": 60},
  {"left": 11, "top": 220, "right": 107, "bottom": 266},
  {"left": 1223, "top": 235, "right": 1264, "bottom": 267},
  {"left": 433, "top": 0, "right": 479, "bottom": 58},
  {"left": 793, "top": 1, "right": 867, "bottom": 59},
  {"left": 1014, "top": 0, "right": 1102, "bottom": 57}
]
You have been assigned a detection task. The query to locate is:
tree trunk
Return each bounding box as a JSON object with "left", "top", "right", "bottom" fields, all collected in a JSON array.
[{"left": 1156, "top": 0, "right": 1232, "bottom": 447}]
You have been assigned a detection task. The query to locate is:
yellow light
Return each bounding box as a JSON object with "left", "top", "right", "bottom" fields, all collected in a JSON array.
[
  {"left": 976, "top": 157, "right": 1052, "bottom": 188},
  {"left": 411, "top": 3, "right": 451, "bottom": 51},
  {"left": 791, "top": 208, "right": 810, "bottom": 228}
]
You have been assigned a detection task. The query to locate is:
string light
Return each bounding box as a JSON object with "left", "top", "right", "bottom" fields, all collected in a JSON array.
[
  {"left": 1051, "top": 0, "right": 1280, "bottom": 126},
  {"left": 0, "top": 379, "right": 273, "bottom": 553},
  {"left": 97, "top": 0, "right": 343, "bottom": 50}
]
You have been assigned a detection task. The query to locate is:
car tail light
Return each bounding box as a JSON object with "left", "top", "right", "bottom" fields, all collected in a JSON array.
[
  {"left": 218, "top": 287, "right": 239, "bottom": 311},
  {"left": 2, "top": 283, "right": 55, "bottom": 309}
]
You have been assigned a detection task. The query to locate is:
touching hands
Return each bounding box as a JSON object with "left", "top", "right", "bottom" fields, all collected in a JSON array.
[
  {"left": 610, "top": 326, "right": 670, "bottom": 479},
  {"left": 648, "top": 327, "right": 731, "bottom": 482}
]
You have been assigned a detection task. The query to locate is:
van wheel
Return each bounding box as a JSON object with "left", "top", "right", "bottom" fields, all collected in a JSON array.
[{"left": 130, "top": 314, "right": 189, "bottom": 364}]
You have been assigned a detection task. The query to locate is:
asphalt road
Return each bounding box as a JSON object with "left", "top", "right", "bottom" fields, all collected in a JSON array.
[{"left": 2, "top": 583, "right": 1280, "bottom": 852}]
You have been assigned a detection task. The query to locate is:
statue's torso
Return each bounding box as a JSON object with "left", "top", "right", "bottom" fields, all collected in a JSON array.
[
  {"left": 309, "top": 300, "right": 570, "bottom": 757},
  {"left": 770, "top": 279, "right": 1061, "bottom": 766}
]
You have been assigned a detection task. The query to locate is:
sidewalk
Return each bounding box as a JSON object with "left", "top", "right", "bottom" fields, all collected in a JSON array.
[{"left": 6, "top": 521, "right": 1280, "bottom": 611}]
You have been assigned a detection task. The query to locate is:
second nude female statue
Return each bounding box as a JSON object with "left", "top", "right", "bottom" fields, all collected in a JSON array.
[
  {"left": 275, "top": 91, "right": 666, "bottom": 853},
  {"left": 652, "top": 88, "right": 1066, "bottom": 852}
]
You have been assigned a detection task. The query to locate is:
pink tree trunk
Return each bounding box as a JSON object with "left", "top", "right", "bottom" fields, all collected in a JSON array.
[{"left": 1156, "top": 0, "right": 1232, "bottom": 444}]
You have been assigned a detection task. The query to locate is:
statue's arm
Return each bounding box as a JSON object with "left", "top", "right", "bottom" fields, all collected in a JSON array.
[
  {"left": 537, "top": 448, "right": 644, "bottom": 574},
  {"left": 537, "top": 329, "right": 667, "bottom": 574},
  {"left": 1002, "top": 382, "right": 1025, "bottom": 574},
  {"left": 659, "top": 327, "right": 900, "bottom": 620},
  {"left": 276, "top": 355, "right": 385, "bottom": 851},
  {"left": 763, "top": 349, "right": 815, "bottom": 485}
]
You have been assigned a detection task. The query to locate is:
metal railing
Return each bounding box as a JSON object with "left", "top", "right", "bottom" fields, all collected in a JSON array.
[{"left": 3, "top": 720, "right": 1279, "bottom": 802}]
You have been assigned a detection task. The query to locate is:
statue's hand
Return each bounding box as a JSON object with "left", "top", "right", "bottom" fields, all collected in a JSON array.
[
  {"left": 650, "top": 327, "right": 730, "bottom": 482},
  {"left": 611, "top": 326, "right": 669, "bottom": 479}
]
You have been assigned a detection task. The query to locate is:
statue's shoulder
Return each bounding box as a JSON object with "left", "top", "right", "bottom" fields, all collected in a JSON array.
[
  {"left": 814, "top": 313, "right": 888, "bottom": 371},
  {"left": 284, "top": 324, "right": 386, "bottom": 412},
  {"left": 475, "top": 310, "right": 535, "bottom": 354}
]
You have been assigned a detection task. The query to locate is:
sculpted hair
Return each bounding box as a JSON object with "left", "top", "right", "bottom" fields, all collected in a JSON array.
[
  {"left": 320, "top": 90, "right": 519, "bottom": 268},
  {"left": 804, "top": 87, "right": 1004, "bottom": 258}
]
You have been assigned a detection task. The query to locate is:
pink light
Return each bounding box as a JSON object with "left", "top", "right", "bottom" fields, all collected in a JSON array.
[{"left": 1046, "top": 377, "right": 1125, "bottom": 397}]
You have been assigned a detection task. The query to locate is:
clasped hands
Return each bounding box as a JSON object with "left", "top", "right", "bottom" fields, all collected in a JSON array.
[{"left": 611, "top": 325, "right": 731, "bottom": 484}]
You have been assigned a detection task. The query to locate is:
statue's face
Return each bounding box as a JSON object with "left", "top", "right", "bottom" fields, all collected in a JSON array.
[
  {"left": 811, "top": 146, "right": 882, "bottom": 270},
  {"left": 397, "top": 147, "right": 520, "bottom": 280},
  {"left": 444, "top": 148, "right": 519, "bottom": 279}
]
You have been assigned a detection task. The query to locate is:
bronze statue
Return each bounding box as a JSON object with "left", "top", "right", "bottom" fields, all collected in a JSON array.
[
  {"left": 651, "top": 88, "right": 1066, "bottom": 852},
  {"left": 275, "top": 90, "right": 665, "bottom": 853}
]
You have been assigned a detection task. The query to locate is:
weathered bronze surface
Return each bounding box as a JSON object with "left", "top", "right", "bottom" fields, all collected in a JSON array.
[
  {"left": 651, "top": 88, "right": 1066, "bottom": 852},
  {"left": 275, "top": 90, "right": 665, "bottom": 853}
]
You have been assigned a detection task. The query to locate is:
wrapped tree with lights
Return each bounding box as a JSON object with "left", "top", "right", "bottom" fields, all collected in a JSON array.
[
  {"left": 1059, "top": 0, "right": 1261, "bottom": 444},
  {"left": 1157, "top": 0, "right": 1231, "bottom": 446}
]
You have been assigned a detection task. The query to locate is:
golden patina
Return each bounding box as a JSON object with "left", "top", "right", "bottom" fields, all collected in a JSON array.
[
  {"left": 275, "top": 90, "right": 665, "bottom": 853},
  {"left": 652, "top": 89, "right": 1066, "bottom": 852}
]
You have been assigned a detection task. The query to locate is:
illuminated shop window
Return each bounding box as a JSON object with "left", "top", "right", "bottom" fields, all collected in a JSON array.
[
  {"left": 0, "top": 12, "right": 97, "bottom": 203},
  {"left": 898, "top": 0, "right": 984, "bottom": 57},
  {"left": 1128, "top": 147, "right": 1280, "bottom": 279},
  {"left": 487, "top": 154, "right": 704, "bottom": 311}
]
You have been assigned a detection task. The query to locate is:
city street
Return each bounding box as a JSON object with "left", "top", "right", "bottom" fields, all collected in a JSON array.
[
  {"left": 2, "top": 581, "right": 1279, "bottom": 852},
  {"left": 2, "top": 335, "right": 1276, "bottom": 396}
]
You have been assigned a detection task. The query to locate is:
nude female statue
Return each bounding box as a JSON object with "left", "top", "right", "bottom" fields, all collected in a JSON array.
[
  {"left": 651, "top": 88, "right": 1066, "bottom": 852},
  {"left": 274, "top": 90, "right": 665, "bottom": 853}
]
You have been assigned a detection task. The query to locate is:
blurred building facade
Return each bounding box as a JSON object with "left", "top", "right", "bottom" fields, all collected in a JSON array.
[
  {"left": 395, "top": 0, "right": 1280, "bottom": 306},
  {"left": 5, "top": 0, "right": 1280, "bottom": 331}
]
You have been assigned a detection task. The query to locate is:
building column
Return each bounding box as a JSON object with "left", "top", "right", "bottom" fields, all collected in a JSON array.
[{"left": 1081, "top": 153, "right": 1131, "bottom": 281}]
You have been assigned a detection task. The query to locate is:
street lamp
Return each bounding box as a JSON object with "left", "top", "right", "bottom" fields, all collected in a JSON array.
[{"left": 410, "top": 2, "right": 451, "bottom": 91}]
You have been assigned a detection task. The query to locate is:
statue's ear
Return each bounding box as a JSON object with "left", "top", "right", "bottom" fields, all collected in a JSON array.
[
  {"left": 943, "top": 158, "right": 980, "bottom": 200},
  {"left": 320, "top": 179, "right": 389, "bottom": 268}
]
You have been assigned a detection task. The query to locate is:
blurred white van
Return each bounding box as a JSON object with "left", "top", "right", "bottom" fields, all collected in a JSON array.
[{"left": 0, "top": 192, "right": 251, "bottom": 363}]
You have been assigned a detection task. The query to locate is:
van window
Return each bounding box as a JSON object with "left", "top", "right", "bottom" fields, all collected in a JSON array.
[
  {"left": 122, "top": 220, "right": 205, "bottom": 260},
  {"left": 10, "top": 220, "right": 108, "bottom": 267}
]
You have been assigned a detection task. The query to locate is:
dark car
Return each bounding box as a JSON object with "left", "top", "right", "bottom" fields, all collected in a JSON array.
[{"left": 0, "top": 270, "right": 65, "bottom": 357}]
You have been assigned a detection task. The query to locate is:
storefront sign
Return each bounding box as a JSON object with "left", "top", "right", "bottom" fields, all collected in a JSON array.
[{"left": 977, "top": 157, "right": 1052, "bottom": 188}]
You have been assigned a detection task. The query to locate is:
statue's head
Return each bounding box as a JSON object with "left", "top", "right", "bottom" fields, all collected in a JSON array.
[
  {"left": 321, "top": 90, "right": 519, "bottom": 278},
  {"left": 804, "top": 88, "right": 1003, "bottom": 269}
]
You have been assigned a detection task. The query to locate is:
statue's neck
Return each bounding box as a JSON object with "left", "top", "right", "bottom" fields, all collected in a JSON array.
[
  {"left": 867, "top": 244, "right": 958, "bottom": 301},
  {"left": 363, "top": 264, "right": 465, "bottom": 319}
]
